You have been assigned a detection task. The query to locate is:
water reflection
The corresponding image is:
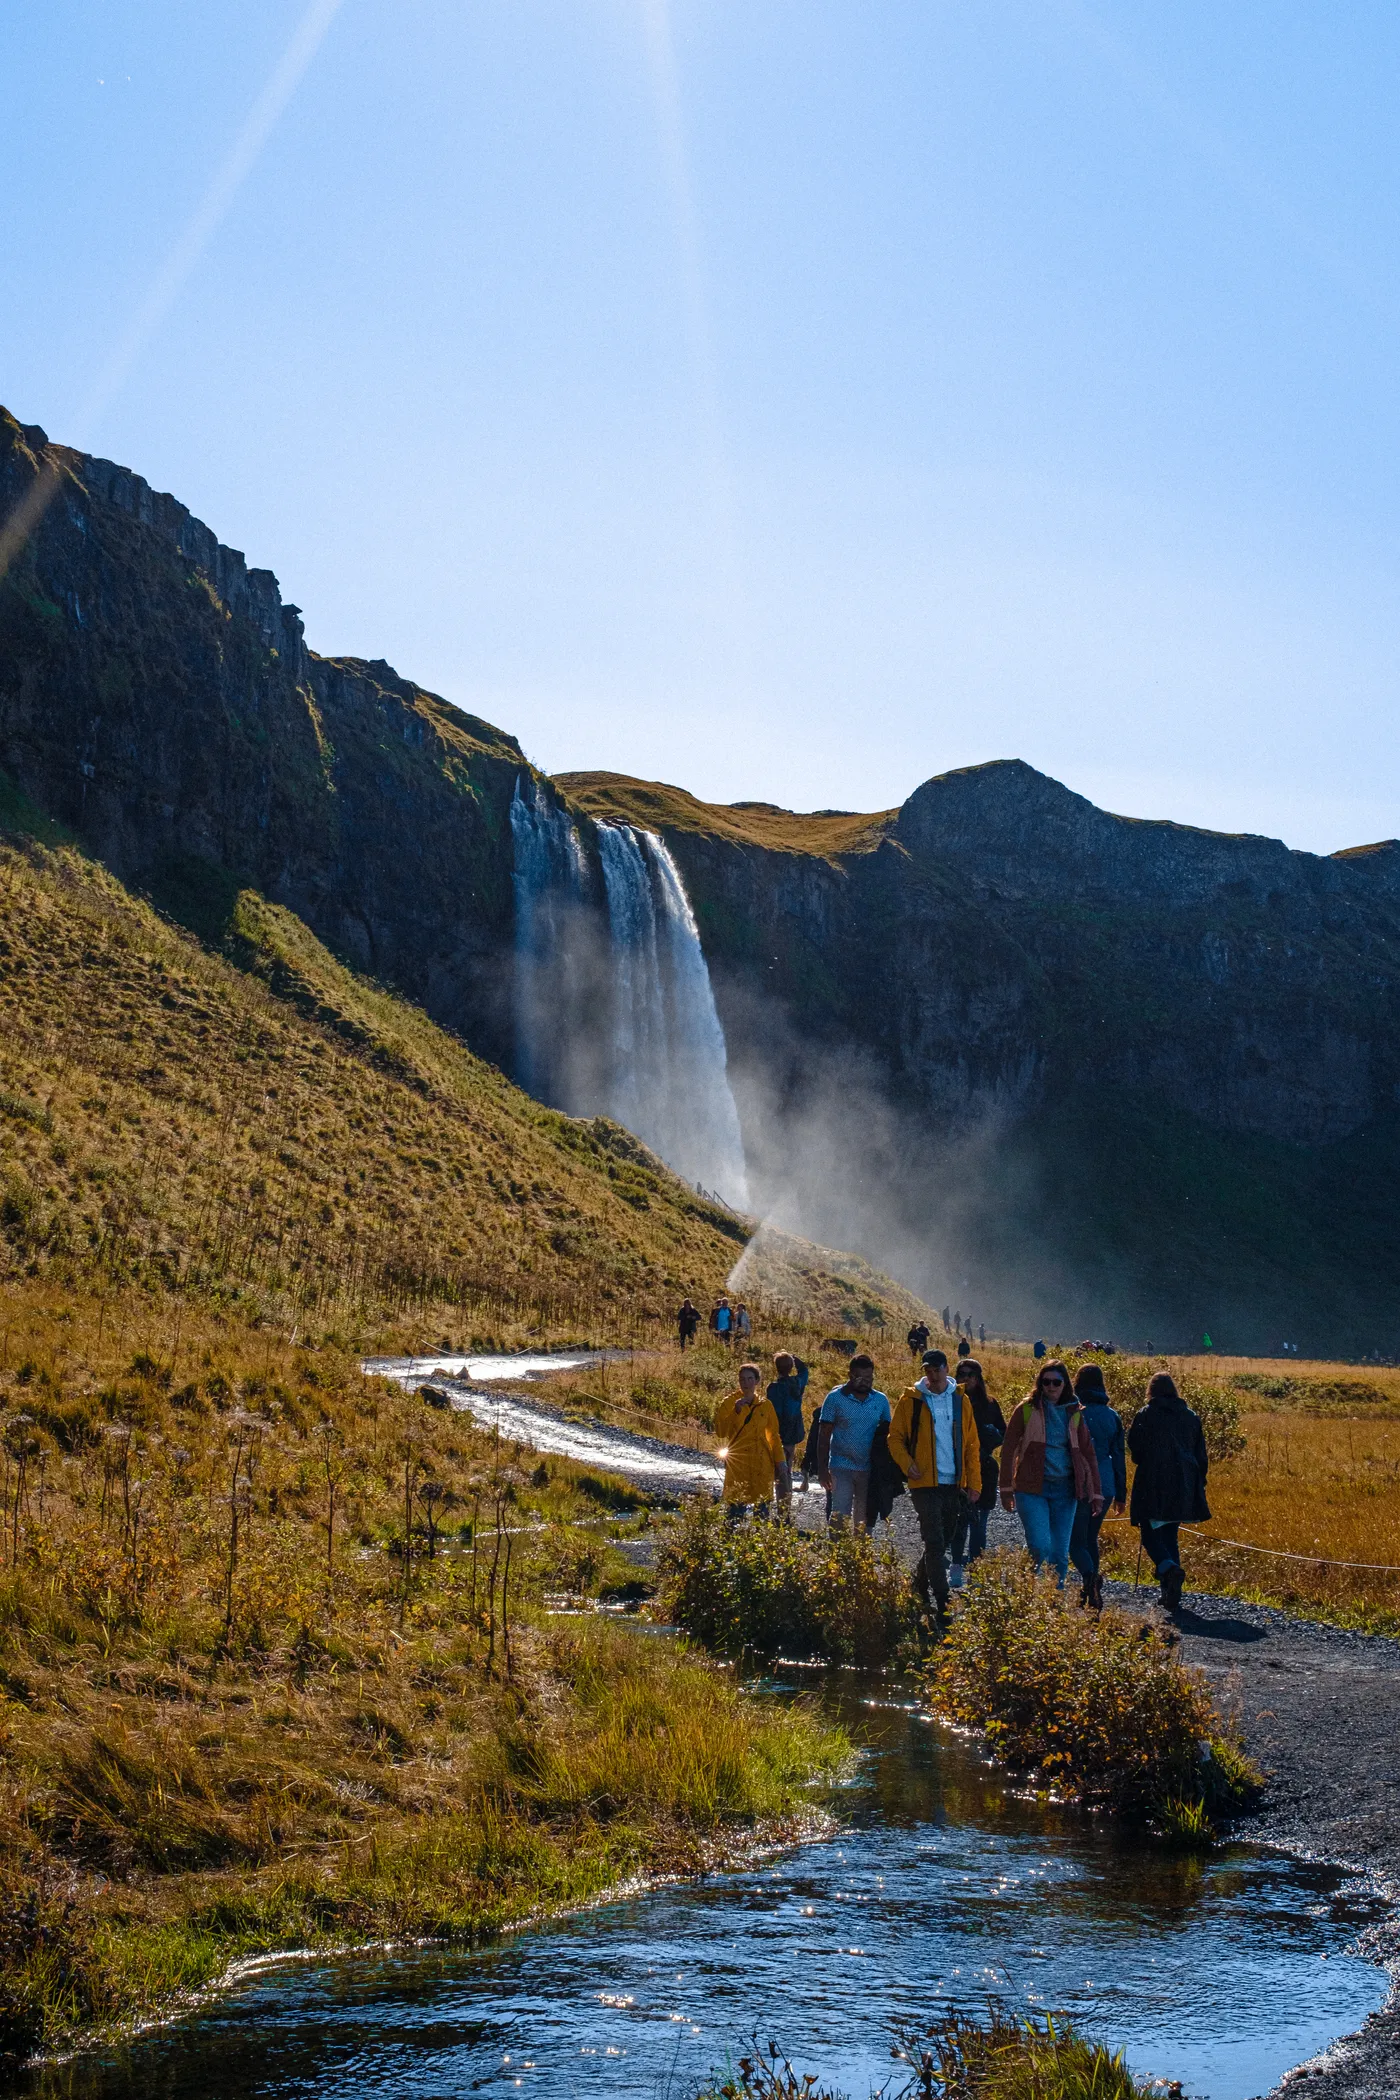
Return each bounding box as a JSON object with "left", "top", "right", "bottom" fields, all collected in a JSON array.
[{"left": 21, "top": 1673, "right": 1388, "bottom": 2100}]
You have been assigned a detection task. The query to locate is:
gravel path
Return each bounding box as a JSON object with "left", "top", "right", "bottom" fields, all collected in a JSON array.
[{"left": 458, "top": 1385, "right": 1400, "bottom": 2100}]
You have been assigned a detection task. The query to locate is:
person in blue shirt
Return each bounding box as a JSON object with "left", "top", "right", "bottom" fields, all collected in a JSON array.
[
  {"left": 1068, "top": 1362, "right": 1126, "bottom": 1609},
  {"left": 814, "top": 1353, "right": 891, "bottom": 1534}
]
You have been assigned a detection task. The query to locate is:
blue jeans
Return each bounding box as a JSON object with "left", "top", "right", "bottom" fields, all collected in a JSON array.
[
  {"left": 1069, "top": 1498, "right": 1106, "bottom": 1582},
  {"left": 1016, "top": 1492, "right": 1077, "bottom": 1584}
]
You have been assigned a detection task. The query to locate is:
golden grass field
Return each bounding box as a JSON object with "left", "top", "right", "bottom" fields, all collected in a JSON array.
[{"left": 0, "top": 1281, "right": 847, "bottom": 2056}]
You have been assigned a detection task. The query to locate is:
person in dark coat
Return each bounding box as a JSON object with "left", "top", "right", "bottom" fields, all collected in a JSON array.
[
  {"left": 677, "top": 1298, "right": 701, "bottom": 1349},
  {"left": 948, "top": 1358, "right": 1005, "bottom": 1587},
  {"left": 1068, "top": 1363, "right": 1126, "bottom": 1609},
  {"left": 1127, "top": 1372, "right": 1210, "bottom": 1611},
  {"left": 767, "top": 1352, "right": 808, "bottom": 1513}
]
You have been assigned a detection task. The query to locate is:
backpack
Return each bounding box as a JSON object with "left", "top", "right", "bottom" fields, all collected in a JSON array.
[{"left": 867, "top": 1389, "right": 926, "bottom": 1529}]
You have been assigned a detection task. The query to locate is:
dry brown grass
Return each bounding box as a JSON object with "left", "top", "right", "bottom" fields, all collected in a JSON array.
[
  {"left": 557, "top": 770, "right": 894, "bottom": 859},
  {"left": 0, "top": 1280, "right": 845, "bottom": 2057},
  {"left": 0, "top": 819, "right": 926, "bottom": 1351}
]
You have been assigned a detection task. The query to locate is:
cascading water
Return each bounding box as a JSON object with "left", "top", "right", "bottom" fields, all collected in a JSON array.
[
  {"left": 510, "top": 776, "right": 749, "bottom": 1208},
  {"left": 596, "top": 822, "right": 748, "bottom": 1207}
]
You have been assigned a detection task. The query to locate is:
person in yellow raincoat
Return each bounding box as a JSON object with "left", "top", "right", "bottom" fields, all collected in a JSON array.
[{"left": 713, "top": 1362, "right": 785, "bottom": 1516}]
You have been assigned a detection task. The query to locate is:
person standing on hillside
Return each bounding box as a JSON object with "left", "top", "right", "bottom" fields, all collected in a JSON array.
[
  {"left": 767, "top": 1351, "right": 808, "bottom": 1513},
  {"left": 888, "top": 1348, "right": 980, "bottom": 1619},
  {"left": 814, "top": 1354, "right": 891, "bottom": 1534},
  {"left": 1067, "top": 1363, "right": 1126, "bottom": 1608},
  {"left": 906, "top": 1320, "right": 930, "bottom": 1359},
  {"left": 947, "top": 1357, "right": 1005, "bottom": 1589},
  {"left": 1127, "top": 1372, "right": 1210, "bottom": 1611},
  {"left": 735, "top": 1303, "right": 753, "bottom": 1345},
  {"left": 677, "top": 1298, "right": 700, "bottom": 1350},
  {"left": 714, "top": 1362, "right": 785, "bottom": 1519},
  {"left": 710, "top": 1297, "right": 733, "bottom": 1347},
  {"left": 999, "top": 1360, "right": 1103, "bottom": 1585}
]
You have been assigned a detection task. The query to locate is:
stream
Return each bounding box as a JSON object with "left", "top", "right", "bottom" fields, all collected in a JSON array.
[{"left": 21, "top": 1669, "right": 1389, "bottom": 2100}]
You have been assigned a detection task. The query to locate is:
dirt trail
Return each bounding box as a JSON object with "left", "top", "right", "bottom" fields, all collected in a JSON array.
[{"left": 466, "top": 1382, "right": 1400, "bottom": 2100}]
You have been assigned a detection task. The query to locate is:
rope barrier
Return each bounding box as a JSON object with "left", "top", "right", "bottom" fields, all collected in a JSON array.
[
  {"left": 1178, "top": 1526, "right": 1400, "bottom": 1574},
  {"left": 1098, "top": 1514, "right": 1400, "bottom": 1573}
]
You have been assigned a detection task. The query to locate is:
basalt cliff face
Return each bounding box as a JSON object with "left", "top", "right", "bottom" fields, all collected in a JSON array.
[
  {"left": 0, "top": 410, "right": 523, "bottom": 1067},
  {"left": 560, "top": 773, "right": 1400, "bottom": 1353},
  {"left": 3, "top": 404, "right": 1399, "bottom": 1351}
]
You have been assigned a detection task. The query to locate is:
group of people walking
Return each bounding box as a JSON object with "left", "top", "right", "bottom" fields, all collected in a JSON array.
[
  {"left": 678, "top": 1296, "right": 752, "bottom": 1349},
  {"left": 713, "top": 1347, "right": 1210, "bottom": 1618}
]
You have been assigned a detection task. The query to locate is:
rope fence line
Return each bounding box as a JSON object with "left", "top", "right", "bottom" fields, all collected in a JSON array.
[{"left": 1098, "top": 1514, "right": 1400, "bottom": 1574}]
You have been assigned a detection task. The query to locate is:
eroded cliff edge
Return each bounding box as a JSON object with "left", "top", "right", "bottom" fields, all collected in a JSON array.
[{"left": 4, "top": 403, "right": 1400, "bottom": 1349}]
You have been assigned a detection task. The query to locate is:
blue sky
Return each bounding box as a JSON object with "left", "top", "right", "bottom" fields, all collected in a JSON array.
[{"left": 3, "top": 2, "right": 1399, "bottom": 851}]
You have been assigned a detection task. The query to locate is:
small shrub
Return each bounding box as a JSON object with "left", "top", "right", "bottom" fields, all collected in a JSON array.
[
  {"left": 928, "top": 1553, "right": 1259, "bottom": 1816},
  {"left": 657, "top": 1499, "right": 921, "bottom": 1666},
  {"left": 1153, "top": 1796, "right": 1211, "bottom": 1848}
]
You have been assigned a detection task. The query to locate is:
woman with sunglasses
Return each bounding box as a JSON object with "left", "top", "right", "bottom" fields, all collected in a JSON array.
[{"left": 999, "top": 1359, "right": 1104, "bottom": 1585}]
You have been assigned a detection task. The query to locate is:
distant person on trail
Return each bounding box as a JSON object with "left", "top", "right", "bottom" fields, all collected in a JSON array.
[
  {"left": 999, "top": 1360, "right": 1104, "bottom": 1587},
  {"left": 956, "top": 1337, "right": 972, "bottom": 1361},
  {"left": 947, "top": 1358, "right": 1005, "bottom": 1589},
  {"left": 1033, "top": 1339, "right": 1047, "bottom": 1360},
  {"left": 735, "top": 1303, "right": 752, "bottom": 1342},
  {"left": 677, "top": 1298, "right": 701, "bottom": 1350},
  {"left": 978, "top": 1323, "right": 986, "bottom": 1346},
  {"left": 714, "top": 1362, "right": 785, "bottom": 1518},
  {"left": 711, "top": 1297, "right": 734, "bottom": 1347},
  {"left": 1067, "top": 1364, "right": 1126, "bottom": 1610},
  {"left": 888, "top": 1349, "right": 979, "bottom": 1620},
  {"left": 907, "top": 1321, "right": 930, "bottom": 1359},
  {"left": 814, "top": 1354, "right": 891, "bottom": 1534},
  {"left": 767, "top": 1352, "right": 808, "bottom": 1512},
  {"left": 941, "top": 1308, "right": 951, "bottom": 1331},
  {"left": 1127, "top": 1372, "right": 1211, "bottom": 1612}
]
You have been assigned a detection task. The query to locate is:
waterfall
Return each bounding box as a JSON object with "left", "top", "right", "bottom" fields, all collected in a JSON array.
[
  {"left": 510, "top": 777, "right": 749, "bottom": 1208},
  {"left": 596, "top": 823, "right": 749, "bottom": 1208}
]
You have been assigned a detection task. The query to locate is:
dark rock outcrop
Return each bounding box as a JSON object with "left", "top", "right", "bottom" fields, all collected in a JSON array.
[
  {"left": 0, "top": 409, "right": 526, "bottom": 1065},
  {"left": 5, "top": 403, "right": 1400, "bottom": 1350},
  {"left": 563, "top": 767, "right": 1400, "bottom": 1353}
]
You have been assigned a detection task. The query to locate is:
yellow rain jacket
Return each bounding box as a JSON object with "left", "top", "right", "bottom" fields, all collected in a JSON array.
[
  {"left": 713, "top": 1390, "right": 785, "bottom": 1505},
  {"left": 888, "top": 1381, "right": 980, "bottom": 1492}
]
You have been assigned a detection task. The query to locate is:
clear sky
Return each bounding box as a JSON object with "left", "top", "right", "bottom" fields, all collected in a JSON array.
[{"left": 4, "top": 2, "right": 1399, "bottom": 852}]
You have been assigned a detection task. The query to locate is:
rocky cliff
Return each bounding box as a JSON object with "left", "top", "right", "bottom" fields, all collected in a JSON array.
[
  {"left": 0, "top": 410, "right": 525, "bottom": 1067},
  {"left": 4, "top": 404, "right": 1398, "bottom": 1352},
  {"left": 562, "top": 768, "right": 1400, "bottom": 1354}
]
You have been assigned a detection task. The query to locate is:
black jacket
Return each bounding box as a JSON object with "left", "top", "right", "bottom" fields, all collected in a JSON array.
[
  {"left": 969, "top": 1393, "right": 1006, "bottom": 1510},
  {"left": 1127, "top": 1392, "right": 1211, "bottom": 1525}
]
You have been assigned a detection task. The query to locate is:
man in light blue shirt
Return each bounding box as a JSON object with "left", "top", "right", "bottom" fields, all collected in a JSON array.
[{"left": 816, "top": 1353, "right": 891, "bottom": 1534}]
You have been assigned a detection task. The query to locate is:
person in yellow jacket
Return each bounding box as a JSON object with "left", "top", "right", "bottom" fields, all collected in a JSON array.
[
  {"left": 888, "top": 1347, "right": 980, "bottom": 1618},
  {"left": 713, "top": 1362, "right": 786, "bottom": 1517}
]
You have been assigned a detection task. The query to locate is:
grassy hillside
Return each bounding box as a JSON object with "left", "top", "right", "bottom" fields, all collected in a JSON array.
[
  {"left": 558, "top": 770, "right": 893, "bottom": 859},
  {"left": 0, "top": 785, "right": 903, "bottom": 2058},
  {"left": 0, "top": 776, "right": 926, "bottom": 1349}
]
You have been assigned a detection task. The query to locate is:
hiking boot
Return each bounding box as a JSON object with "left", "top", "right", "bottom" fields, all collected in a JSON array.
[
  {"left": 1160, "top": 1563, "right": 1184, "bottom": 1612},
  {"left": 1088, "top": 1574, "right": 1105, "bottom": 1612},
  {"left": 948, "top": 1562, "right": 965, "bottom": 1591},
  {"left": 1076, "top": 1579, "right": 1091, "bottom": 1609}
]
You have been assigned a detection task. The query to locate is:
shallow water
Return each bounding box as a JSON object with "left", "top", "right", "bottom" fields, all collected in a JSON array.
[
  {"left": 23, "top": 1673, "right": 1388, "bottom": 2100},
  {"left": 363, "top": 1352, "right": 601, "bottom": 1386},
  {"left": 364, "top": 1355, "right": 724, "bottom": 1490}
]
